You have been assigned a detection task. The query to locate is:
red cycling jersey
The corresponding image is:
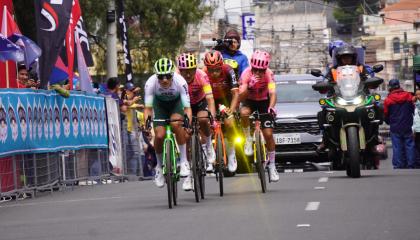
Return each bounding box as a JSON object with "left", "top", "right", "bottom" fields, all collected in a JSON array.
[
  {"left": 203, "top": 64, "right": 238, "bottom": 101},
  {"left": 239, "top": 67, "right": 276, "bottom": 101}
]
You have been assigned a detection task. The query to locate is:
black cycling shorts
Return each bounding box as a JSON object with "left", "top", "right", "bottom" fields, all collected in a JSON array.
[
  {"left": 191, "top": 98, "right": 208, "bottom": 115},
  {"left": 242, "top": 99, "right": 274, "bottom": 129}
]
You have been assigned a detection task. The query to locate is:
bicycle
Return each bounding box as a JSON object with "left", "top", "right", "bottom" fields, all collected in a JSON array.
[
  {"left": 189, "top": 115, "right": 210, "bottom": 202},
  {"left": 249, "top": 111, "right": 273, "bottom": 193},
  {"left": 212, "top": 112, "right": 228, "bottom": 197},
  {"left": 147, "top": 117, "right": 187, "bottom": 209}
]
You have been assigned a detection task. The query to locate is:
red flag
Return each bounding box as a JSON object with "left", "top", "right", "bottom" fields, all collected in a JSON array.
[
  {"left": 0, "top": 2, "right": 17, "bottom": 89},
  {"left": 0, "top": 0, "right": 13, "bottom": 13},
  {"left": 1, "top": 7, "right": 20, "bottom": 37},
  {"left": 65, "top": 0, "right": 81, "bottom": 89}
]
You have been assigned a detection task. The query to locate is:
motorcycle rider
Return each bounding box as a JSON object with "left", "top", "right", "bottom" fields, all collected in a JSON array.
[{"left": 318, "top": 45, "right": 381, "bottom": 156}]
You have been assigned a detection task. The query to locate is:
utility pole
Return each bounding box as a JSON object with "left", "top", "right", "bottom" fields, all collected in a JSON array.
[
  {"left": 106, "top": 0, "right": 118, "bottom": 80},
  {"left": 404, "top": 32, "right": 409, "bottom": 79}
]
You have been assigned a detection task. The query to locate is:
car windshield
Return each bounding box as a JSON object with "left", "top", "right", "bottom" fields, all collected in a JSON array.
[{"left": 276, "top": 81, "right": 323, "bottom": 103}]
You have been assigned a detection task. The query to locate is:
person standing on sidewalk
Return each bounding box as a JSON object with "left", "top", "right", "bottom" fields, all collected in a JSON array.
[
  {"left": 412, "top": 89, "right": 420, "bottom": 167},
  {"left": 384, "top": 79, "right": 416, "bottom": 169}
]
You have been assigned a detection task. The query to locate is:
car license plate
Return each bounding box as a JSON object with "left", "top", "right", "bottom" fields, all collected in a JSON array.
[{"left": 274, "top": 133, "right": 301, "bottom": 145}]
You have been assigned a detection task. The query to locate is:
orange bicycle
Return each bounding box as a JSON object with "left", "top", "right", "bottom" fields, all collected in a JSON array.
[{"left": 212, "top": 113, "right": 227, "bottom": 197}]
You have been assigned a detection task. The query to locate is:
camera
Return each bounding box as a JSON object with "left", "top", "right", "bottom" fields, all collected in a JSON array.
[{"left": 212, "top": 38, "right": 233, "bottom": 51}]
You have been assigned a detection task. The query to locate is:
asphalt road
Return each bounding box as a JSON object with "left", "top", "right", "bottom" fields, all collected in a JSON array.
[{"left": 1, "top": 151, "right": 419, "bottom": 240}]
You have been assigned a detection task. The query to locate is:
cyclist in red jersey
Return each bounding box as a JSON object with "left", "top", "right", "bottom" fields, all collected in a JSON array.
[
  {"left": 177, "top": 53, "right": 217, "bottom": 172},
  {"left": 239, "top": 50, "right": 279, "bottom": 182},
  {"left": 203, "top": 50, "right": 239, "bottom": 173}
]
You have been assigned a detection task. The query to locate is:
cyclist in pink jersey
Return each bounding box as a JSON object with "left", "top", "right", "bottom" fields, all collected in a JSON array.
[
  {"left": 177, "top": 53, "right": 217, "bottom": 171},
  {"left": 239, "top": 50, "right": 279, "bottom": 182}
]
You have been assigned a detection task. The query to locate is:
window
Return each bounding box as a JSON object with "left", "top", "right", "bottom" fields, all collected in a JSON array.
[{"left": 393, "top": 37, "right": 400, "bottom": 54}]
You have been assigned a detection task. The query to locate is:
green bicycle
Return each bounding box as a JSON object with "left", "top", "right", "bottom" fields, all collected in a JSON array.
[{"left": 149, "top": 118, "right": 187, "bottom": 209}]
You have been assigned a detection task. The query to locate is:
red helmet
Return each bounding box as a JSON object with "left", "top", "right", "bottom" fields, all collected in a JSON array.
[
  {"left": 250, "top": 50, "right": 270, "bottom": 69},
  {"left": 204, "top": 51, "right": 223, "bottom": 68}
]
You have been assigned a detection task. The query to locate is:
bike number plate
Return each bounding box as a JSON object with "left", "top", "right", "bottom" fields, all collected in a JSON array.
[{"left": 274, "top": 133, "right": 301, "bottom": 145}]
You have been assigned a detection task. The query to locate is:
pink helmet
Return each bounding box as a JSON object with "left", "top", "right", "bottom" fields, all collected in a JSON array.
[
  {"left": 177, "top": 53, "right": 197, "bottom": 69},
  {"left": 250, "top": 50, "right": 270, "bottom": 69}
]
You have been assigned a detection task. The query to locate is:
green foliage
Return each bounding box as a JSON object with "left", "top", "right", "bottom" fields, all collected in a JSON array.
[{"left": 328, "top": 0, "right": 380, "bottom": 26}]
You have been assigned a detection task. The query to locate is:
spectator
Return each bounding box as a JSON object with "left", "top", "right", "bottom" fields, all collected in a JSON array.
[
  {"left": 122, "top": 82, "right": 143, "bottom": 175},
  {"left": 221, "top": 29, "right": 249, "bottom": 77},
  {"left": 384, "top": 79, "right": 416, "bottom": 169},
  {"left": 17, "top": 64, "right": 39, "bottom": 89},
  {"left": 412, "top": 89, "right": 420, "bottom": 167}
]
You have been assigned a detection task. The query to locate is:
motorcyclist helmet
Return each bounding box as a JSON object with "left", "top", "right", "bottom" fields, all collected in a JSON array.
[
  {"left": 328, "top": 40, "right": 345, "bottom": 57},
  {"left": 336, "top": 45, "right": 357, "bottom": 66}
]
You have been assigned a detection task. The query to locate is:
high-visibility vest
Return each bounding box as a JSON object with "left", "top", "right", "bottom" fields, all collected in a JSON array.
[{"left": 331, "top": 65, "right": 364, "bottom": 82}]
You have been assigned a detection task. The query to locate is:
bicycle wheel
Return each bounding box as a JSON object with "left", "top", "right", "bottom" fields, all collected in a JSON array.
[
  {"left": 165, "top": 141, "right": 173, "bottom": 208},
  {"left": 173, "top": 175, "right": 178, "bottom": 206},
  {"left": 255, "top": 131, "right": 267, "bottom": 193},
  {"left": 199, "top": 144, "right": 206, "bottom": 199},
  {"left": 215, "top": 134, "right": 224, "bottom": 197},
  {"left": 191, "top": 134, "right": 200, "bottom": 202}
]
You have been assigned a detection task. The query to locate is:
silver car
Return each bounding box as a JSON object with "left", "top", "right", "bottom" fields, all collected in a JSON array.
[{"left": 273, "top": 74, "right": 325, "bottom": 162}]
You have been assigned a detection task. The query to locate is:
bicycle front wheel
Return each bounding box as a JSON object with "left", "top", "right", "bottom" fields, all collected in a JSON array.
[
  {"left": 199, "top": 143, "right": 206, "bottom": 200},
  {"left": 215, "top": 134, "right": 224, "bottom": 197},
  {"left": 255, "top": 132, "right": 267, "bottom": 193},
  {"left": 191, "top": 134, "right": 200, "bottom": 202},
  {"left": 165, "top": 140, "right": 173, "bottom": 208}
]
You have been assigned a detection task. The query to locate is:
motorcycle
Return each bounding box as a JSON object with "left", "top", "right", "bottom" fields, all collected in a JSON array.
[{"left": 311, "top": 65, "right": 384, "bottom": 178}]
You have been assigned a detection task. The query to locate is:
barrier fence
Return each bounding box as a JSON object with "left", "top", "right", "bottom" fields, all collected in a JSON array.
[{"left": 0, "top": 90, "right": 149, "bottom": 202}]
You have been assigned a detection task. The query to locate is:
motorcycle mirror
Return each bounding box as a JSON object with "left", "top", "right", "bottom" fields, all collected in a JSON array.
[
  {"left": 365, "top": 77, "right": 384, "bottom": 89},
  {"left": 372, "top": 64, "right": 384, "bottom": 73},
  {"left": 310, "top": 69, "right": 323, "bottom": 77},
  {"left": 312, "top": 81, "right": 333, "bottom": 92}
]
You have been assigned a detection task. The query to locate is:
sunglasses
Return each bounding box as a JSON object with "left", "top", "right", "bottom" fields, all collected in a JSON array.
[
  {"left": 157, "top": 73, "right": 173, "bottom": 80},
  {"left": 252, "top": 68, "right": 266, "bottom": 74},
  {"left": 207, "top": 67, "right": 222, "bottom": 73}
]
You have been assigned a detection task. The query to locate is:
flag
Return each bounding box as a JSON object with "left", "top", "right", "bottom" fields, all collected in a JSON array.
[
  {"left": 35, "top": 0, "right": 73, "bottom": 89},
  {"left": 65, "top": 0, "right": 81, "bottom": 89},
  {"left": 76, "top": 36, "right": 93, "bottom": 93},
  {"left": 117, "top": 0, "right": 133, "bottom": 82},
  {"left": 0, "top": 34, "right": 23, "bottom": 62},
  {"left": 8, "top": 34, "right": 42, "bottom": 69},
  {"left": 49, "top": 56, "right": 68, "bottom": 85},
  {"left": 75, "top": 17, "right": 93, "bottom": 67},
  {"left": 0, "top": 3, "right": 17, "bottom": 88}
]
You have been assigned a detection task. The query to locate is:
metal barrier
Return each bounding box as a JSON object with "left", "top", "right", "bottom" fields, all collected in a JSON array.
[{"left": 0, "top": 149, "right": 115, "bottom": 201}]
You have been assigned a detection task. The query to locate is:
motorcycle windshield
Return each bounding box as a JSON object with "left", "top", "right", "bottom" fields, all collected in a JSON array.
[{"left": 336, "top": 66, "right": 361, "bottom": 99}]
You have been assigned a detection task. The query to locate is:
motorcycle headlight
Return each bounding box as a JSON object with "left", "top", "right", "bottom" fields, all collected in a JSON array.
[{"left": 336, "top": 96, "right": 364, "bottom": 105}]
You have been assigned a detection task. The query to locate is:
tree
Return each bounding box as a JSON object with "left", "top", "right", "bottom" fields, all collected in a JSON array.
[
  {"left": 13, "top": 0, "right": 209, "bottom": 75},
  {"left": 80, "top": 0, "right": 209, "bottom": 74},
  {"left": 327, "top": 0, "right": 380, "bottom": 28}
]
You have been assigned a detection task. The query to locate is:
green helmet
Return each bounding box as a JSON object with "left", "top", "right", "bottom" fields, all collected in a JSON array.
[{"left": 154, "top": 58, "right": 175, "bottom": 75}]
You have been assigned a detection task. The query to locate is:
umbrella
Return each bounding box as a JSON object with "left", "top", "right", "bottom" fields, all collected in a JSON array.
[
  {"left": 8, "top": 34, "right": 41, "bottom": 68},
  {"left": 0, "top": 34, "right": 23, "bottom": 62}
]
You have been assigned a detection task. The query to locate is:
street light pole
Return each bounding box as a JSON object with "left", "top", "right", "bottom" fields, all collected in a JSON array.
[{"left": 106, "top": 0, "right": 118, "bottom": 80}]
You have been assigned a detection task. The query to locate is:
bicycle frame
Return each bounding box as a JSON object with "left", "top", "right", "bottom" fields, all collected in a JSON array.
[
  {"left": 213, "top": 119, "right": 227, "bottom": 166},
  {"left": 162, "top": 124, "right": 178, "bottom": 176}
]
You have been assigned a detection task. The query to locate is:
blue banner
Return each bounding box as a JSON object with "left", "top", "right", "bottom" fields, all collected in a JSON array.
[{"left": 0, "top": 89, "right": 108, "bottom": 157}]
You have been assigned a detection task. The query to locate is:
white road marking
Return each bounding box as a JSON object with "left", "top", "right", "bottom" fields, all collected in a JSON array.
[
  {"left": 314, "top": 186, "right": 326, "bottom": 190},
  {"left": 294, "top": 169, "right": 304, "bottom": 173},
  {"left": 296, "top": 224, "right": 311, "bottom": 228},
  {"left": 305, "top": 201, "right": 320, "bottom": 211},
  {"left": 284, "top": 169, "right": 293, "bottom": 173},
  {"left": 318, "top": 177, "right": 329, "bottom": 183},
  {"left": 0, "top": 196, "right": 123, "bottom": 208},
  {"left": 325, "top": 171, "right": 334, "bottom": 174}
]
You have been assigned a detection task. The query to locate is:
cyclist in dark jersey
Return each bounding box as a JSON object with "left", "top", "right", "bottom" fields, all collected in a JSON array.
[{"left": 203, "top": 50, "right": 239, "bottom": 173}]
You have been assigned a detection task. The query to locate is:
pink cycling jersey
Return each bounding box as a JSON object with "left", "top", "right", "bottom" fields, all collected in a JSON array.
[
  {"left": 239, "top": 67, "right": 276, "bottom": 101},
  {"left": 188, "top": 69, "right": 213, "bottom": 105}
]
